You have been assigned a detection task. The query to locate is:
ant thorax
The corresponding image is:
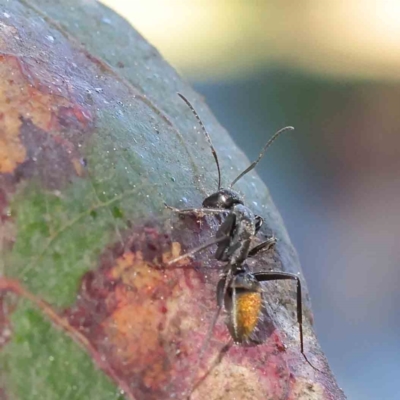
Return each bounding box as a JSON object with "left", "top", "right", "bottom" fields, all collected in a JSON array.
[{"left": 215, "top": 203, "right": 257, "bottom": 265}]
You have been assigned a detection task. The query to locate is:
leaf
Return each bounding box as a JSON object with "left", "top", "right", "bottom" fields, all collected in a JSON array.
[{"left": 0, "top": 1, "right": 346, "bottom": 399}]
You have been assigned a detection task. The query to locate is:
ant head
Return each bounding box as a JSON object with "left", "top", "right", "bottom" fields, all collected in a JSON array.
[{"left": 202, "top": 188, "right": 244, "bottom": 209}]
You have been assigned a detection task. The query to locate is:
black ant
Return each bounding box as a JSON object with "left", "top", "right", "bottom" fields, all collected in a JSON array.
[
  {"left": 165, "top": 94, "right": 292, "bottom": 266},
  {"left": 165, "top": 94, "right": 321, "bottom": 382}
]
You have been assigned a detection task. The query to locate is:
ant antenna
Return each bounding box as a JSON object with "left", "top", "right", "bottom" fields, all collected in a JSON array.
[
  {"left": 230, "top": 126, "right": 294, "bottom": 188},
  {"left": 178, "top": 93, "right": 222, "bottom": 190}
]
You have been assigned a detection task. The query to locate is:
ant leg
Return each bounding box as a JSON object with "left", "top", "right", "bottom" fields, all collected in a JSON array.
[
  {"left": 186, "top": 271, "right": 233, "bottom": 398},
  {"left": 189, "top": 340, "right": 233, "bottom": 398},
  {"left": 216, "top": 275, "right": 227, "bottom": 306},
  {"left": 216, "top": 213, "right": 236, "bottom": 239},
  {"left": 166, "top": 235, "right": 228, "bottom": 266},
  {"left": 214, "top": 214, "right": 236, "bottom": 260},
  {"left": 253, "top": 271, "right": 322, "bottom": 373},
  {"left": 255, "top": 215, "right": 264, "bottom": 233},
  {"left": 164, "top": 203, "right": 227, "bottom": 216},
  {"left": 248, "top": 236, "right": 277, "bottom": 258}
]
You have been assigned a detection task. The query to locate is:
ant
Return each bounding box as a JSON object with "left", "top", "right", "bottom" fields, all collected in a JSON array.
[
  {"left": 165, "top": 93, "right": 292, "bottom": 266},
  {"left": 165, "top": 93, "right": 321, "bottom": 380}
]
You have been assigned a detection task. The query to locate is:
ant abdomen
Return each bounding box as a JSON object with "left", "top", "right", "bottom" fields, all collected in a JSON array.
[
  {"left": 221, "top": 273, "right": 263, "bottom": 343},
  {"left": 227, "top": 290, "right": 263, "bottom": 343}
]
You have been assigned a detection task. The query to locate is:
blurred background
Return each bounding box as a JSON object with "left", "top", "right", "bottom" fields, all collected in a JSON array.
[{"left": 101, "top": 1, "right": 400, "bottom": 399}]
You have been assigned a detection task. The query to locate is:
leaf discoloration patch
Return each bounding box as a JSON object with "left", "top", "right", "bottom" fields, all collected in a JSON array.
[
  {"left": 0, "top": 54, "right": 93, "bottom": 188},
  {"left": 65, "top": 226, "right": 206, "bottom": 399}
]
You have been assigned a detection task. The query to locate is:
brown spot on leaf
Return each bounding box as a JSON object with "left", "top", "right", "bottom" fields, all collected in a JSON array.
[
  {"left": 66, "top": 225, "right": 209, "bottom": 399},
  {"left": 64, "top": 223, "right": 296, "bottom": 400},
  {"left": 0, "top": 54, "right": 93, "bottom": 182},
  {"left": 14, "top": 118, "right": 84, "bottom": 188}
]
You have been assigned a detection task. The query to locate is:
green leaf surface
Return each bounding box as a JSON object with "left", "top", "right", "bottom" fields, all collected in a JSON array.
[{"left": 1, "top": 303, "right": 124, "bottom": 400}]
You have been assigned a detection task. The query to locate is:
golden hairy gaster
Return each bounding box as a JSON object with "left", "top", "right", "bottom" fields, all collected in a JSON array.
[{"left": 232, "top": 291, "right": 262, "bottom": 342}]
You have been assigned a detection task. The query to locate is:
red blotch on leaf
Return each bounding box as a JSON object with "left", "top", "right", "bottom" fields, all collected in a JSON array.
[{"left": 63, "top": 223, "right": 303, "bottom": 400}]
